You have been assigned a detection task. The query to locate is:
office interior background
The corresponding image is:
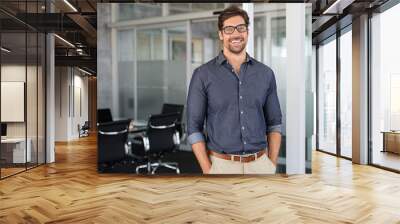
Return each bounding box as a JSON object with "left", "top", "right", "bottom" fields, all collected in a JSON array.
[
  {"left": 0, "top": 0, "right": 399, "bottom": 178},
  {"left": 97, "top": 3, "right": 313, "bottom": 174},
  {"left": 0, "top": 1, "right": 399, "bottom": 223}
]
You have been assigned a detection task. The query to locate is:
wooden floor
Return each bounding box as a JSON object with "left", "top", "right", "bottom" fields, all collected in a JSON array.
[
  {"left": 0, "top": 167, "right": 26, "bottom": 178},
  {"left": 1, "top": 135, "right": 400, "bottom": 223},
  {"left": 372, "top": 150, "right": 400, "bottom": 171}
]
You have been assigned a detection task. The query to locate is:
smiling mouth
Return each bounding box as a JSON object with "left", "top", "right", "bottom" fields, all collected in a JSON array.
[{"left": 230, "top": 39, "right": 243, "bottom": 45}]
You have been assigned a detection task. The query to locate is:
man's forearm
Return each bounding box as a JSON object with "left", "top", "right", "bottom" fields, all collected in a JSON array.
[
  {"left": 267, "top": 132, "right": 281, "bottom": 165},
  {"left": 192, "top": 141, "right": 212, "bottom": 174}
]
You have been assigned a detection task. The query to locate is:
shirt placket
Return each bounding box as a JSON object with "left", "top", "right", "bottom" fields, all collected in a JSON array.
[
  {"left": 227, "top": 61, "right": 248, "bottom": 154},
  {"left": 238, "top": 63, "right": 247, "bottom": 154}
]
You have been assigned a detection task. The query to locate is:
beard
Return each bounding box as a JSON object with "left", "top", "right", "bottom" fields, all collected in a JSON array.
[{"left": 226, "top": 36, "right": 246, "bottom": 54}]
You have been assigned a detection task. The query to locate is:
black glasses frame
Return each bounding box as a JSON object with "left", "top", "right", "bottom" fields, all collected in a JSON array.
[{"left": 222, "top": 24, "right": 248, "bottom": 34}]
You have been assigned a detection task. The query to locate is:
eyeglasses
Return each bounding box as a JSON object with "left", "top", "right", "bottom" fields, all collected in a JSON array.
[{"left": 222, "top": 24, "right": 248, "bottom": 34}]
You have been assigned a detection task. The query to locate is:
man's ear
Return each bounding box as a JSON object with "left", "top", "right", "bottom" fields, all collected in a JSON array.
[{"left": 218, "top": 31, "right": 223, "bottom": 41}]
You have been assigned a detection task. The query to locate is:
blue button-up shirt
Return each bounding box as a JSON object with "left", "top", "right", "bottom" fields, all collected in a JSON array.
[{"left": 186, "top": 51, "right": 282, "bottom": 155}]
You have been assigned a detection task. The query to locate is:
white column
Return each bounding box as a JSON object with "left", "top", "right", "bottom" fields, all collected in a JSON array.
[
  {"left": 242, "top": 3, "right": 254, "bottom": 57},
  {"left": 162, "top": 4, "right": 169, "bottom": 103},
  {"left": 111, "top": 4, "right": 119, "bottom": 120},
  {"left": 286, "top": 4, "right": 306, "bottom": 174},
  {"left": 45, "top": 0, "right": 56, "bottom": 163},
  {"left": 370, "top": 14, "right": 382, "bottom": 164},
  {"left": 352, "top": 14, "right": 369, "bottom": 164},
  {"left": 133, "top": 29, "right": 138, "bottom": 120},
  {"left": 46, "top": 28, "right": 55, "bottom": 163}
]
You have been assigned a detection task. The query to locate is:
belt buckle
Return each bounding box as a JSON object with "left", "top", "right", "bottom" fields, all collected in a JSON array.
[
  {"left": 230, "top": 154, "right": 245, "bottom": 162},
  {"left": 231, "top": 153, "right": 252, "bottom": 162},
  {"left": 230, "top": 154, "right": 239, "bottom": 162}
]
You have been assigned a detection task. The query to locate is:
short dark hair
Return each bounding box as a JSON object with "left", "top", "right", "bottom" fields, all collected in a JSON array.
[{"left": 218, "top": 5, "right": 249, "bottom": 31}]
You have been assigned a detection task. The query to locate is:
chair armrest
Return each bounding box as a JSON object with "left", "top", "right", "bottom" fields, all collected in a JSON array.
[
  {"left": 149, "top": 123, "right": 175, "bottom": 129},
  {"left": 173, "top": 130, "right": 180, "bottom": 146},
  {"left": 129, "top": 133, "right": 150, "bottom": 152},
  {"left": 98, "top": 129, "right": 128, "bottom": 135}
]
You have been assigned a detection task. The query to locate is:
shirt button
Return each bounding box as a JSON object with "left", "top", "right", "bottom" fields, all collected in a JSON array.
[
  {"left": 242, "top": 126, "right": 245, "bottom": 130},
  {"left": 239, "top": 96, "right": 243, "bottom": 99},
  {"left": 239, "top": 81, "right": 242, "bottom": 85},
  {"left": 240, "top": 111, "right": 243, "bottom": 114},
  {"left": 244, "top": 141, "right": 247, "bottom": 144}
]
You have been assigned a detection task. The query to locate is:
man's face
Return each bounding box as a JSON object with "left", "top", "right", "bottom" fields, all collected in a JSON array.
[{"left": 219, "top": 15, "right": 248, "bottom": 55}]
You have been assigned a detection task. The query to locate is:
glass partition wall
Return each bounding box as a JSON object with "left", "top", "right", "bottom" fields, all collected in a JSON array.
[{"left": 0, "top": 3, "right": 46, "bottom": 179}]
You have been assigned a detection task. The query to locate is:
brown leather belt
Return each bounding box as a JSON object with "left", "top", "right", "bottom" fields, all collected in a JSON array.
[{"left": 208, "top": 150, "right": 265, "bottom": 163}]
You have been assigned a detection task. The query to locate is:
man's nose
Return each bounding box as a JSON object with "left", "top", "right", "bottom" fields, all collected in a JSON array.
[
  {"left": 231, "top": 28, "right": 241, "bottom": 35},
  {"left": 230, "top": 30, "right": 242, "bottom": 38}
]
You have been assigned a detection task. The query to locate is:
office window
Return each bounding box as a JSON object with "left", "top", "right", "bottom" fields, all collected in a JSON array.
[
  {"left": 340, "top": 29, "right": 352, "bottom": 158},
  {"left": 371, "top": 3, "right": 400, "bottom": 171},
  {"left": 318, "top": 37, "right": 337, "bottom": 154}
]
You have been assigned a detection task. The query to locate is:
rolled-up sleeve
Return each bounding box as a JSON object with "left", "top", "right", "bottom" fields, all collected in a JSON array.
[
  {"left": 264, "top": 70, "right": 282, "bottom": 134},
  {"left": 186, "top": 68, "right": 207, "bottom": 145}
]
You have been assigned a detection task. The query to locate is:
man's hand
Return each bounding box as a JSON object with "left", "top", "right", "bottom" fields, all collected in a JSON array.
[
  {"left": 192, "top": 141, "right": 212, "bottom": 174},
  {"left": 267, "top": 132, "right": 281, "bottom": 167},
  {"left": 203, "top": 166, "right": 212, "bottom": 174},
  {"left": 269, "top": 157, "right": 278, "bottom": 167}
]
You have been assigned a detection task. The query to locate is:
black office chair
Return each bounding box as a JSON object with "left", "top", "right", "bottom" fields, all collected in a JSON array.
[
  {"left": 130, "top": 113, "right": 181, "bottom": 174},
  {"left": 161, "top": 103, "right": 185, "bottom": 140},
  {"left": 97, "top": 108, "right": 113, "bottom": 124},
  {"left": 97, "top": 119, "right": 131, "bottom": 172}
]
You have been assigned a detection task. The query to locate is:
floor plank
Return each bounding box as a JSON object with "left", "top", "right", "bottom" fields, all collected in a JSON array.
[{"left": 0, "top": 135, "right": 399, "bottom": 223}]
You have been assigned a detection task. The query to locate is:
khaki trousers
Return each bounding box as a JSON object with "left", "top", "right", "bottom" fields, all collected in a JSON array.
[{"left": 208, "top": 153, "right": 277, "bottom": 174}]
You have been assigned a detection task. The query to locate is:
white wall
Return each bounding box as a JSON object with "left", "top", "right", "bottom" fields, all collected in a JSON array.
[
  {"left": 55, "top": 67, "right": 89, "bottom": 141},
  {"left": 1, "top": 65, "right": 37, "bottom": 137},
  {"left": 55, "top": 67, "right": 69, "bottom": 141},
  {"left": 71, "top": 73, "right": 89, "bottom": 138}
]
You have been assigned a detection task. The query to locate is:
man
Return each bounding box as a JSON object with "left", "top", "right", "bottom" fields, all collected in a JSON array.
[{"left": 186, "top": 5, "right": 282, "bottom": 174}]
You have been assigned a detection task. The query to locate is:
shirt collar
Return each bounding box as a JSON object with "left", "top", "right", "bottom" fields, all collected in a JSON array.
[{"left": 216, "top": 50, "right": 253, "bottom": 65}]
